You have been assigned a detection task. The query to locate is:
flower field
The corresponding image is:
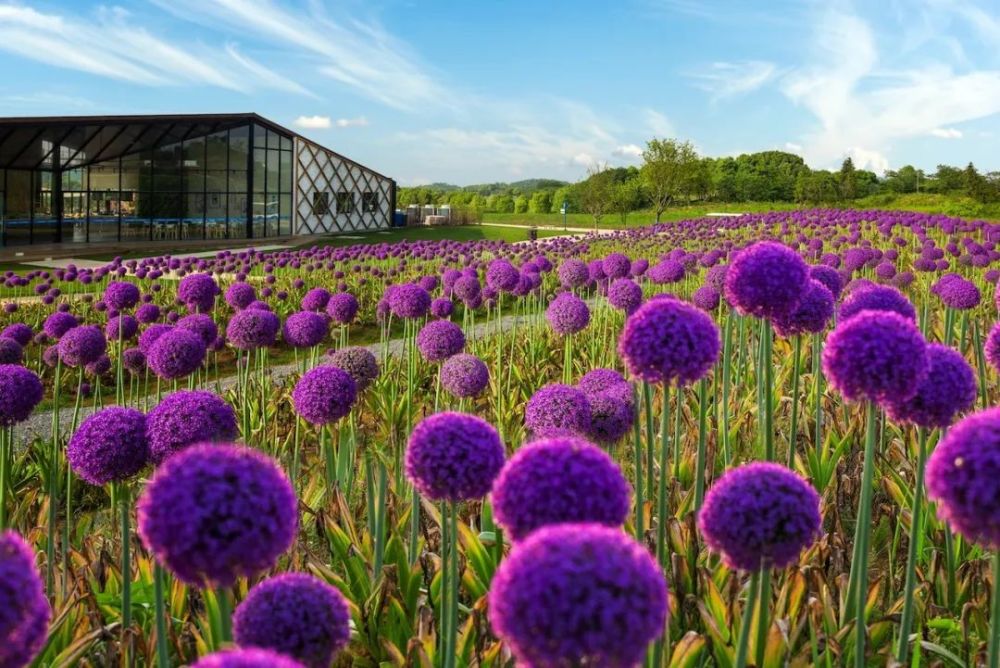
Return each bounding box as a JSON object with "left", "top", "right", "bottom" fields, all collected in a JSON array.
[{"left": 2, "top": 207, "right": 1000, "bottom": 667}]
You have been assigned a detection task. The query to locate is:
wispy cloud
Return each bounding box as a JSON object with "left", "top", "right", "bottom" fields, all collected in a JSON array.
[
  {"left": 336, "top": 117, "right": 370, "bottom": 128},
  {"left": 293, "top": 115, "right": 331, "bottom": 129},
  {"left": 613, "top": 143, "right": 644, "bottom": 159},
  {"left": 688, "top": 61, "right": 777, "bottom": 101},
  {"left": 642, "top": 109, "right": 676, "bottom": 138},
  {"left": 930, "top": 127, "right": 963, "bottom": 139},
  {"left": 0, "top": 3, "right": 312, "bottom": 95}
]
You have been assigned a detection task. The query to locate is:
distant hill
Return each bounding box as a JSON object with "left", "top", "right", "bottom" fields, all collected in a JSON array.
[{"left": 407, "top": 179, "right": 570, "bottom": 196}]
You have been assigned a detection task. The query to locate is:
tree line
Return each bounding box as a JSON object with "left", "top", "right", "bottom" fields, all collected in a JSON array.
[{"left": 398, "top": 138, "right": 1000, "bottom": 226}]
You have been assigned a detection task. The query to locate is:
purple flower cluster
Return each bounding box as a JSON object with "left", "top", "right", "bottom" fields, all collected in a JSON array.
[
  {"left": 191, "top": 648, "right": 305, "bottom": 668},
  {"left": 416, "top": 320, "right": 465, "bottom": 361},
  {"left": 178, "top": 273, "right": 220, "bottom": 312},
  {"left": 147, "top": 328, "right": 207, "bottom": 380},
  {"left": 146, "top": 390, "right": 238, "bottom": 464},
  {"left": 0, "top": 366, "right": 43, "bottom": 426},
  {"left": 607, "top": 278, "right": 643, "bottom": 314},
  {"left": 618, "top": 298, "right": 720, "bottom": 386},
  {"left": 326, "top": 293, "right": 359, "bottom": 324},
  {"left": 137, "top": 444, "right": 298, "bottom": 586},
  {"left": 885, "top": 344, "right": 976, "bottom": 429},
  {"left": 488, "top": 523, "right": 667, "bottom": 667},
  {"left": 67, "top": 407, "right": 149, "bottom": 485},
  {"left": 439, "top": 353, "right": 490, "bottom": 398},
  {"left": 524, "top": 384, "right": 591, "bottom": 438},
  {"left": 0, "top": 531, "right": 50, "bottom": 668},
  {"left": 58, "top": 325, "right": 107, "bottom": 368},
  {"left": 545, "top": 293, "right": 590, "bottom": 335},
  {"left": 227, "top": 309, "right": 280, "bottom": 350},
  {"left": 698, "top": 462, "right": 821, "bottom": 571},
  {"left": 282, "top": 312, "right": 328, "bottom": 349},
  {"left": 327, "top": 347, "right": 380, "bottom": 391},
  {"left": 486, "top": 259, "right": 520, "bottom": 292},
  {"left": 225, "top": 282, "right": 257, "bottom": 310},
  {"left": 724, "top": 242, "right": 808, "bottom": 319},
  {"left": 104, "top": 281, "right": 140, "bottom": 311},
  {"left": 405, "top": 412, "right": 505, "bottom": 501},
  {"left": 838, "top": 284, "right": 917, "bottom": 323},
  {"left": 389, "top": 283, "right": 431, "bottom": 319},
  {"left": 233, "top": 573, "right": 351, "bottom": 668},
  {"left": 932, "top": 274, "right": 981, "bottom": 310},
  {"left": 0, "top": 337, "right": 24, "bottom": 365},
  {"left": 292, "top": 366, "right": 357, "bottom": 425},
  {"left": 772, "top": 279, "right": 835, "bottom": 338},
  {"left": 492, "top": 437, "right": 630, "bottom": 542}
]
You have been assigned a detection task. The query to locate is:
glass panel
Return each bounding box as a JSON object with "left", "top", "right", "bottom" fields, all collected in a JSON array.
[
  {"left": 33, "top": 171, "right": 57, "bottom": 243},
  {"left": 154, "top": 143, "right": 181, "bottom": 192},
  {"left": 265, "top": 193, "right": 279, "bottom": 237},
  {"left": 336, "top": 191, "right": 354, "bottom": 214},
  {"left": 253, "top": 149, "right": 266, "bottom": 194},
  {"left": 279, "top": 193, "right": 292, "bottom": 235},
  {"left": 119, "top": 152, "right": 149, "bottom": 192},
  {"left": 184, "top": 193, "right": 204, "bottom": 239},
  {"left": 89, "top": 189, "right": 119, "bottom": 242},
  {"left": 228, "top": 125, "right": 250, "bottom": 193},
  {"left": 121, "top": 191, "right": 150, "bottom": 241},
  {"left": 279, "top": 151, "right": 292, "bottom": 193},
  {"left": 206, "top": 131, "right": 228, "bottom": 191},
  {"left": 362, "top": 191, "right": 379, "bottom": 213},
  {"left": 62, "top": 168, "right": 85, "bottom": 191},
  {"left": 280, "top": 135, "right": 292, "bottom": 151},
  {"left": 252, "top": 200, "right": 266, "bottom": 238},
  {"left": 4, "top": 170, "right": 31, "bottom": 246},
  {"left": 266, "top": 149, "right": 280, "bottom": 194},
  {"left": 253, "top": 124, "right": 268, "bottom": 148},
  {"left": 267, "top": 129, "right": 280, "bottom": 150},
  {"left": 228, "top": 192, "right": 247, "bottom": 239},
  {"left": 152, "top": 192, "right": 182, "bottom": 241},
  {"left": 62, "top": 192, "right": 87, "bottom": 243},
  {"left": 183, "top": 136, "right": 205, "bottom": 192},
  {"left": 206, "top": 192, "right": 227, "bottom": 240}
]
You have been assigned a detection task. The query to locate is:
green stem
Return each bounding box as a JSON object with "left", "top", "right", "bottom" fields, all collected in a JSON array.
[
  {"left": 735, "top": 569, "right": 762, "bottom": 668},
  {"left": 989, "top": 552, "right": 1000, "bottom": 668},
  {"left": 439, "top": 502, "right": 451, "bottom": 662},
  {"left": 652, "top": 382, "right": 672, "bottom": 668},
  {"left": 446, "top": 501, "right": 460, "bottom": 668},
  {"left": 632, "top": 384, "right": 644, "bottom": 539},
  {"left": 755, "top": 568, "right": 772, "bottom": 667},
  {"left": 694, "top": 378, "right": 709, "bottom": 510},
  {"left": 0, "top": 427, "right": 8, "bottom": 530},
  {"left": 216, "top": 586, "right": 232, "bottom": 643},
  {"left": 852, "top": 402, "right": 878, "bottom": 667},
  {"left": 119, "top": 483, "right": 132, "bottom": 663},
  {"left": 788, "top": 335, "right": 802, "bottom": 469},
  {"left": 896, "top": 428, "right": 928, "bottom": 665},
  {"left": 154, "top": 563, "right": 170, "bottom": 668},
  {"left": 47, "top": 358, "right": 61, "bottom": 594},
  {"left": 763, "top": 323, "right": 775, "bottom": 461},
  {"left": 644, "top": 382, "right": 655, "bottom": 502}
]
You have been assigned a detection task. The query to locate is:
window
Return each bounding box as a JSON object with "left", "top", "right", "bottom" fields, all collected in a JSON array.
[
  {"left": 362, "top": 191, "right": 379, "bottom": 213},
  {"left": 312, "top": 191, "right": 330, "bottom": 215},
  {"left": 336, "top": 191, "right": 354, "bottom": 214}
]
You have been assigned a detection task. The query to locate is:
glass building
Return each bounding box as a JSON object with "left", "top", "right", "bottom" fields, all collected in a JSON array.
[{"left": 0, "top": 113, "right": 395, "bottom": 247}]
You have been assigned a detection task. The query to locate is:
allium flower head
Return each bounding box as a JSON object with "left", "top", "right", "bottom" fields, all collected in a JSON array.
[
  {"left": 430, "top": 297, "right": 454, "bottom": 319},
  {"left": 985, "top": 322, "right": 1000, "bottom": 374},
  {"left": 106, "top": 315, "right": 139, "bottom": 342},
  {"left": 822, "top": 310, "right": 927, "bottom": 405},
  {"left": 292, "top": 366, "right": 357, "bottom": 425},
  {"left": 176, "top": 314, "right": 219, "bottom": 346},
  {"left": 933, "top": 274, "right": 980, "bottom": 310},
  {"left": 809, "top": 264, "right": 844, "bottom": 299},
  {"left": 147, "top": 328, "right": 207, "bottom": 380},
  {"left": 0, "top": 530, "right": 50, "bottom": 668},
  {"left": 488, "top": 523, "right": 667, "bottom": 667},
  {"left": 301, "top": 288, "right": 330, "bottom": 312},
  {"left": 326, "top": 293, "right": 359, "bottom": 324},
  {"left": 0, "top": 338, "right": 23, "bottom": 365},
  {"left": 648, "top": 259, "right": 685, "bottom": 284},
  {"left": 227, "top": 309, "right": 280, "bottom": 350},
  {"left": 405, "top": 412, "right": 505, "bottom": 502},
  {"left": 327, "top": 347, "right": 380, "bottom": 391},
  {"left": 586, "top": 393, "right": 634, "bottom": 444},
  {"left": 178, "top": 273, "right": 219, "bottom": 312},
  {"left": 772, "top": 279, "right": 834, "bottom": 338},
  {"left": 524, "top": 384, "right": 591, "bottom": 438},
  {"left": 138, "top": 324, "right": 173, "bottom": 355},
  {"left": 282, "top": 312, "right": 328, "bottom": 349},
  {"left": 416, "top": 320, "right": 465, "bottom": 362},
  {"left": 885, "top": 343, "right": 976, "bottom": 429},
  {"left": 691, "top": 285, "right": 721, "bottom": 311},
  {"left": 0, "top": 365, "right": 43, "bottom": 426},
  {"left": 225, "top": 282, "right": 257, "bottom": 310},
  {"left": 191, "top": 648, "right": 305, "bottom": 668},
  {"left": 602, "top": 253, "right": 631, "bottom": 279},
  {"left": 926, "top": 408, "right": 1000, "bottom": 549},
  {"left": 838, "top": 284, "right": 917, "bottom": 323},
  {"left": 146, "top": 390, "right": 238, "bottom": 465},
  {"left": 577, "top": 368, "right": 628, "bottom": 397},
  {"left": 103, "top": 281, "right": 140, "bottom": 311},
  {"left": 545, "top": 293, "right": 590, "bottom": 335},
  {"left": 388, "top": 283, "right": 431, "bottom": 319},
  {"left": 1, "top": 323, "right": 32, "bottom": 346},
  {"left": 486, "top": 259, "right": 520, "bottom": 292},
  {"left": 137, "top": 444, "right": 298, "bottom": 587},
  {"left": 233, "top": 573, "right": 351, "bottom": 668},
  {"left": 724, "top": 241, "right": 808, "bottom": 319},
  {"left": 43, "top": 311, "right": 78, "bottom": 339},
  {"left": 698, "top": 462, "right": 821, "bottom": 571},
  {"left": 58, "top": 325, "right": 107, "bottom": 368},
  {"left": 607, "top": 278, "right": 643, "bottom": 314},
  {"left": 67, "top": 407, "right": 148, "bottom": 485},
  {"left": 618, "top": 298, "right": 720, "bottom": 386},
  {"left": 557, "top": 259, "right": 589, "bottom": 288},
  {"left": 492, "top": 437, "right": 630, "bottom": 542},
  {"left": 439, "top": 353, "right": 490, "bottom": 398}
]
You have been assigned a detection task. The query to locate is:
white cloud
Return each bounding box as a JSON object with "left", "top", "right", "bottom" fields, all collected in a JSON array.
[
  {"left": 784, "top": 141, "right": 803, "bottom": 152},
  {"left": 688, "top": 60, "right": 777, "bottom": 100},
  {"left": 293, "top": 115, "right": 332, "bottom": 129},
  {"left": 846, "top": 147, "right": 890, "bottom": 174},
  {"left": 336, "top": 117, "right": 370, "bottom": 128},
  {"left": 613, "top": 143, "right": 644, "bottom": 158},
  {"left": 642, "top": 109, "right": 676, "bottom": 137},
  {"left": 573, "top": 152, "right": 597, "bottom": 167},
  {"left": 930, "top": 127, "right": 963, "bottom": 139}
]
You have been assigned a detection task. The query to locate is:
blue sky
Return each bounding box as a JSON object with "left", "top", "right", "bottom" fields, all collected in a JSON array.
[{"left": 0, "top": 0, "right": 998, "bottom": 185}]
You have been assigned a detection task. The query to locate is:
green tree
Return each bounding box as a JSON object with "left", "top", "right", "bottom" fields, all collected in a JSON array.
[
  {"left": 579, "top": 163, "right": 615, "bottom": 229},
  {"left": 641, "top": 138, "right": 698, "bottom": 221},
  {"left": 838, "top": 157, "right": 858, "bottom": 200},
  {"left": 514, "top": 195, "right": 530, "bottom": 214},
  {"left": 529, "top": 191, "right": 553, "bottom": 214},
  {"left": 933, "top": 164, "right": 965, "bottom": 192},
  {"left": 609, "top": 178, "right": 643, "bottom": 226}
]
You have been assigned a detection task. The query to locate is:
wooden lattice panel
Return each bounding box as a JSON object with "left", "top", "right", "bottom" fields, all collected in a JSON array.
[{"left": 294, "top": 137, "right": 393, "bottom": 235}]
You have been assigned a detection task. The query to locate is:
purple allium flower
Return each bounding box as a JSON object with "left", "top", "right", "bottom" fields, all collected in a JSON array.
[
  {"left": 586, "top": 393, "right": 634, "bottom": 444},
  {"left": 147, "top": 328, "right": 206, "bottom": 380},
  {"left": 301, "top": 288, "right": 330, "bottom": 312},
  {"left": 933, "top": 274, "right": 981, "bottom": 310},
  {"left": 439, "top": 353, "right": 490, "bottom": 398},
  {"left": 282, "top": 312, "right": 328, "bottom": 349},
  {"left": 648, "top": 259, "right": 685, "bottom": 284},
  {"left": 602, "top": 253, "right": 631, "bottom": 279},
  {"left": 327, "top": 347, "right": 379, "bottom": 391},
  {"left": 838, "top": 284, "right": 917, "bottom": 323},
  {"left": 557, "top": 259, "right": 589, "bottom": 288},
  {"left": 177, "top": 314, "right": 219, "bottom": 346},
  {"left": 691, "top": 285, "right": 721, "bottom": 311},
  {"left": 227, "top": 309, "right": 280, "bottom": 350},
  {"left": 58, "top": 325, "right": 107, "bottom": 368},
  {"left": 1, "top": 323, "right": 32, "bottom": 346},
  {"left": 292, "top": 366, "right": 357, "bottom": 425},
  {"left": 525, "top": 384, "right": 591, "bottom": 438},
  {"left": 772, "top": 279, "right": 834, "bottom": 338},
  {"left": 0, "top": 338, "right": 23, "bottom": 365},
  {"left": 618, "top": 298, "right": 720, "bottom": 386},
  {"left": 122, "top": 347, "right": 146, "bottom": 375},
  {"left": 326, "top": 293, "right": 359, "bottom": 324},
  {"left": 698, "top": 462, "right": 821, "bottom": 571},
  {"left": 67, "top": 407, "right": 148, "bottom": 485},
  {"left": 0, "top": 530, "right": 50, "bottom": 668},
  {"left": 545, "top": 293, "right": 590, "bottom": 335},
  {"left": 925, "top": 408, "right": 1000, "bottom": 548},
  {"left": 135, "top": 303, "right": 161, "bottom": 324},
  {"left": 416, "top": 320, "right": 465, "bottom": 362},
  {"left": 138, "top": 324, "right": 173, "bottom": 356},
  {"left": 233, "top": 573, "right": 351, "bottom": 668},
  {"left": 452, "top": 275, "right": 482, "bottom": 302},
  {"left": 724, "top": 242, "right": 808, "bottom": 319},
  {"left": 178, "top": 273, "right": 219, "bottom": 313},
  {"left": 607, "top": 278, "right": 643, "bottom": 314},
  {"left": 86, "top": 354, "right": 111, "bottom": 377},
  {"left": 43, "top": 311, "right": 78, "bottom": 339},
  {"left": 404, "top": 412, "right": 505, "bottom": 502},
  {"left": 103, "top": 281, "right": 140, "bottom": 311},
  {"left": 986, "top": 322, "right": 1000, "bottom": 374},
  {"left": 822, "top": 310, "right": 928, "bottom": 405},
  {"left": 430, "top": 297, "right": 454, "bottom": 319},
  {"left": 0, "top": 365, "right": 43, "bottom": 426},
  {"left": 146, "top": 390, "right": 238, "bottom": 465},
  {"left": 42, "top": 345, "right": 59, "bottom": 368},
  {"left": 809, "top": 264, "right": 844, "bottom": 299},
  {"left": 388, "top": 283, "right": 431, "bottom": 319},
  {"left": 225, "top": 282, "right": 257, "bottom": 310},
  {"left": 486, "top": 259, "right": 520, "bottom": 292},
  {"left": 191, "top": 648, "right": 305, "bottom": 668},
  {"left": 106, "top": 314, "right": 139, "bottom": 342},
  {"left": 137, "top": 444, "right": 298, "bottom": 587},
  {"left": 885, "top": 343, "right": 976, "bottom": 429},
  {"left": 488, "top": 523, "right": 667, "bottom": 667},
  {"left": 577, "top": 368, "right": 628, "bottom": 396},
  {"left": 492, "top": 437, "right": 630, "bottom": 542}
]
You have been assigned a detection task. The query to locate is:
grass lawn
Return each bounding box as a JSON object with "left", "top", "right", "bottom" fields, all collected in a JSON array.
[
  {"left": 483, "top": 201, "right": 800, "bottom": 229},
  {"left": 310, "top": 224, "right": 569, "bottom": 247}
]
